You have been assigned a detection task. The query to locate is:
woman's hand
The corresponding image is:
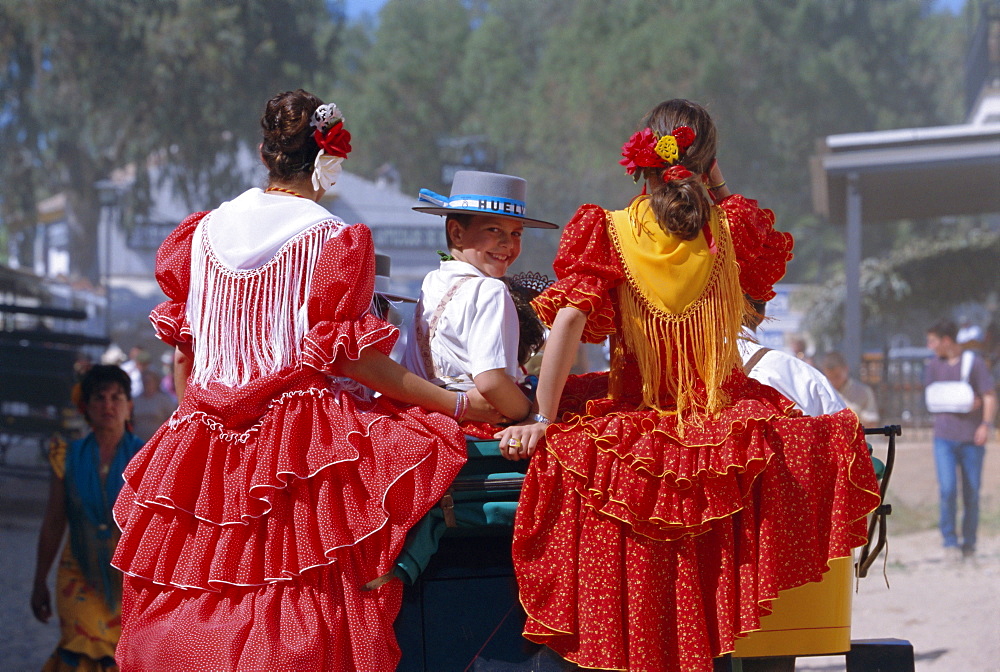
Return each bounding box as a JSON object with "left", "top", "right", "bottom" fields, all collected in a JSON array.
[
  {"left": 465, "top": 388, "right": 506, "bottom": 425},
  {"left": 494, "top": 420, "right": 548, "bottom": 461},
  {"left": 31, "top": 582, "right": 52, "bottom": 623}
]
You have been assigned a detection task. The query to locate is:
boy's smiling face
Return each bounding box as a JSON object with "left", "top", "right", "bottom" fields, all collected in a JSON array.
[{"left": 449, "top": 215, "right": 523, "bottom": 278}]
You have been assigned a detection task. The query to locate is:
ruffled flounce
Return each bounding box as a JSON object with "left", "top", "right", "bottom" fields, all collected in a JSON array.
[
  {"left": 545, "top": 393, "right": 874, "bottom": 545},
  {"left": 460, "top": 420, "right": 500, "bottom": 440},
  {"left": 149, "top": 300, "right": 192, "bottom": 347},
  {"left": 112, "top": 371, "right": 466, "bottom": 592},
  {"left": 513, "top": 386, "right": 881, "bottom": 671},
  {"left": 117, "top": 552, "right": 404, "bottom": 672},
  {"left": 302, "top": 312, "right": 398, "bottom": 372}
]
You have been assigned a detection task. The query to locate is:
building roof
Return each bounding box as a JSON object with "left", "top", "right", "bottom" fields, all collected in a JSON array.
[
  {"left": 811, "top": 122, "right": 1000, "bottom": 223},
  {"left": 324, "top": 171, "right": 432, "bottom": 227}
]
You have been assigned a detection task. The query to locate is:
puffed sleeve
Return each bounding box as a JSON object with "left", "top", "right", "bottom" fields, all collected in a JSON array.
[
  {"left": 531, "top": 204, "right": 624, "bottom": 343},
  {"left": 149, "top": 211, "right": 208, "bottom": 346},
  {"left": 301, "top": 223, "right": 398, "bottom": 371},
  {"left": 720, "top": 195, "right": 794, "bottom": 303}
]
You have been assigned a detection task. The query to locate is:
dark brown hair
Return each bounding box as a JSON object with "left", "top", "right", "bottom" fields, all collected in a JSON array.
[
  {"left": 743, "top": 296, "right": 767, "bottom": 330},
  {"left": 445, "top": 214, "right": 473, "bottom": 249},
  {"left": 80, "top": 364, "right": 132, "bottom": 404},
  {"left": 927, "top": 319, "right": 958, "bottom": 341},
  {"left": 505, "top": 279, "right": 547, "bottom": 366},
  {"left": 79, "top": 364, "right": 131, "bottom": 425},
  {"left": 638, "top": 99, "right": 718, "bottom": 240},
  {"left": 260, "top": 89, "right": 323, "bottom": 182}
]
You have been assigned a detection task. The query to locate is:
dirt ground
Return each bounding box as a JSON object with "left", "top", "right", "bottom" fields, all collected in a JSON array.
[
  {"left": 1, "top": 430, "right": 998, "bottom": 671},
  {"left": 794, "top": 429, "right": 1000, "bottom": 672}
]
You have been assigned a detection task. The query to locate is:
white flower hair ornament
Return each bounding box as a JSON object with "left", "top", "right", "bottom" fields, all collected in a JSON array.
[{"left": 309, "top": 103, "right": 352, "bottom": 191}]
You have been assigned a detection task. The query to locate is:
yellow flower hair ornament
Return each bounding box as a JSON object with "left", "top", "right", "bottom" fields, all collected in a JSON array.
[{"left": 619, "top": 125, "right": 697, "bottom": 178}]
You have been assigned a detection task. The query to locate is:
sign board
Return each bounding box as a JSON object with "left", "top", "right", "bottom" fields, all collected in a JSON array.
[
  {"left": 128, "top": 221, "right": 177, "bottom": 251},
  {"left": 371, "top": 226, "right": 445, "bottom": 250}
]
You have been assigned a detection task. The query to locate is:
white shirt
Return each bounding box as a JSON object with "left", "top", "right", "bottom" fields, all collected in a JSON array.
[
  {"left": 739, "top": 332, "right": 847, "bottom": 417},
  {"left": 402, "top": 260, "right": 520, "bottom": 389}
]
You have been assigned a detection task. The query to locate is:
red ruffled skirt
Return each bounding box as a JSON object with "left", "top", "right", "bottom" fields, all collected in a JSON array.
[
  {"left": 112, "top": 368, "right": 466, "bottom": 672},
  {"left": 513, "top": 375, "right": 880, "bottom": 671}
]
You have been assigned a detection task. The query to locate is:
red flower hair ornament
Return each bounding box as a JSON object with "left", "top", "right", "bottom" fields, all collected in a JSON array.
[
  {"left": 619, "top": 125, "right": 696, "bottom": 179},
  {"left": 313, "top": 120, "right": 352, "bottom": 159},
  {"left": 309, "top": 102, "right": 352, "bottom": 191},
  {"left": 662, "top": 165, "right": 693, "bottom": 183}
]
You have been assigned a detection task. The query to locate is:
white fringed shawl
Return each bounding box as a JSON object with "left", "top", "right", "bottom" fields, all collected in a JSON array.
[{"left": 186, "top": 189, "right": 347, "bottom": 388}]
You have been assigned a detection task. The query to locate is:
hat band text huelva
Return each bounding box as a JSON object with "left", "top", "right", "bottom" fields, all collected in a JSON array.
[{"left": 418, "top": 189, "right": 527, "bottom": 218}]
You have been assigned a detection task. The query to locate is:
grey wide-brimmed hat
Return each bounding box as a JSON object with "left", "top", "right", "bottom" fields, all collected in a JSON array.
[
  {"left": 413, "top": 170, "right": 557, "bottom": 229},
  {"left": 374, "top": 253, "right": 417, "bottom": 304}
]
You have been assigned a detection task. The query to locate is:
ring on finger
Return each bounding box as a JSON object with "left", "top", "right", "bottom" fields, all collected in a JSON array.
[{"left": 508, "top": 438, "right": 522, "bottom": 449}]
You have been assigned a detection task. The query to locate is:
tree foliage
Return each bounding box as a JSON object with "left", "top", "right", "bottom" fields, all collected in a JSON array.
[
  {"left": 333, "top": 0, "right": 966, "bottom": 280},
  {"left": 2, "top": 0, "right": 972, "bottom": 303},
  {"left": 0, "top": 0, "right": 341, "bottom": 281}
]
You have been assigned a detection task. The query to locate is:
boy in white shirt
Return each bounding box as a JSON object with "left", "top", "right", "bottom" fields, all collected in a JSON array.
[
  {"left": 370, "top": 173, "right": 555, "bottom": 591},
  {"left": 740, "top": 298, "right": 847, "bottom": 417},
  {"left": 403, "top": 171, "right": 557, "bottom": 441}
]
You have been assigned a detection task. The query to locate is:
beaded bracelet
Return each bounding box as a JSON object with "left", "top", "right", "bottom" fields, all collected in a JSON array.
[{"left": 453, "top": 391, "right": 469, "bottom": 422}]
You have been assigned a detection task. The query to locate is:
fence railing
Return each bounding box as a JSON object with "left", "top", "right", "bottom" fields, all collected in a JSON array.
[{"left": 860, "top": 349, "right": 933, "bottom": 429}]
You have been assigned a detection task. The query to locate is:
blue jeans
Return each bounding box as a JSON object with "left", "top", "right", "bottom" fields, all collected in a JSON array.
[{"left": 933, "top": 438, "right": 986, "bottom": 550}]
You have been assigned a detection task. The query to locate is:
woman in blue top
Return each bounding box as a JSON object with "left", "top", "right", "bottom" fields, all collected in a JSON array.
[{"left": 32, "top": 365, "right": 144, "bottom": 672}]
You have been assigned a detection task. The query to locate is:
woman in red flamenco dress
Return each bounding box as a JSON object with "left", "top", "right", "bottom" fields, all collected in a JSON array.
[
  {"left": 496, "top": 99, "right": 881, "bottom": 671},
  {"left": 111, "top": 90, "right": 498, "bottom": 671}
]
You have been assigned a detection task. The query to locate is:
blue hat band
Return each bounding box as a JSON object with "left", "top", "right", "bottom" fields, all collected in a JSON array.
[{"left": 419, "top": 189, "right": 527, "bottom": 218}]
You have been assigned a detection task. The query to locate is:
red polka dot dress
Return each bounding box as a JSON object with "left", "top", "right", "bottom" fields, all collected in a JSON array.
[
  {"left": 513, "top": 197, "right": 881, "bottom": 671},
  {"left": 111, "top": 190, "right": 466, "bottom": 671}
]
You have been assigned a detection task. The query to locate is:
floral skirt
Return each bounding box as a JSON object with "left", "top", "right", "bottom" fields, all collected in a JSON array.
[
  {"left": 42, "top": 547, "right": 120, "bottom": 671},
  {"left": 513, "top": 376, "right": 880, "bottom": 671}
]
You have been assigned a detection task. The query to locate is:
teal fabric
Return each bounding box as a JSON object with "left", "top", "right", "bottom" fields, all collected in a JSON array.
[
  {"left": 393, "top": 502, "right": 520, "bottom": 584},
  {"left": 392, "top": 438, "right": 524, "bottom": 584},
  {"left": 64, "top": 431, "right": 144, "bottom": 608}
]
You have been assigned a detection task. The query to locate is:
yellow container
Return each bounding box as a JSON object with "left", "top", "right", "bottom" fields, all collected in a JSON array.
[{"left": 733, "top": 556, "right": 854, "bottom": 658}]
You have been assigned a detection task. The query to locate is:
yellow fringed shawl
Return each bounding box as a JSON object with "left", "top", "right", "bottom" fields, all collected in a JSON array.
[{"left": 607, "top": 198, "right": 747, "bottom": 422}]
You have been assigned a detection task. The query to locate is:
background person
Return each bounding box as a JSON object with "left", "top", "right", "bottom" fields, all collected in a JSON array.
[
  {"left": 925, "top": 319, "right": 996, "bottom": 561},
  {"left": 118, "top": 347, "right": 150, "bottom": 398},
  {"left": 820, "top": 350, "right": 879, "bottom": 426},
  {"left": 111, "top": 89, "right": 499, "bottom": 672},
  {"left": 129, "top": 369, "right": 176, "bottom": 441},
  {"left": 31, "top": 365, "right": 144, "bottom": 672}
]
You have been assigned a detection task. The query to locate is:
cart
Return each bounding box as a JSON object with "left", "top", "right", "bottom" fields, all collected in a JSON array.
[{"left": 396, "top": 425, "right": 912, "bottom": 671}]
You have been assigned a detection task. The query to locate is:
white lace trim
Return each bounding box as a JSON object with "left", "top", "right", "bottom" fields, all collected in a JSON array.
[
  {"left": 167, "top": 379, "right": 373, "bottom": 444},
  {"left": 187, "top": 216, "right": 347, "bottom": 388}
]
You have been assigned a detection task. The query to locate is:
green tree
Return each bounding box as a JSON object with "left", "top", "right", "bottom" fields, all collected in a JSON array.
[
  {"left": 0, "top": 0, "right": 341, "bottom": 282},
  {"left": 333, "top": 0, "right": 472, "bottom": 195},
  {"left": 329, "top": 0, "right": 964, "bottom": 286}
]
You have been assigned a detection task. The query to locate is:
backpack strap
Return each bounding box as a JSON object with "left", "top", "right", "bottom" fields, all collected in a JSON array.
[
  {"left": 414, "top": 276, "right": 476, "bottom": 380},
  {"left": 743, "top": 347, "right": 773, "bottom": 376},
  {"left": 960, "top": 350, "right": 974, "bottom": 384}
]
